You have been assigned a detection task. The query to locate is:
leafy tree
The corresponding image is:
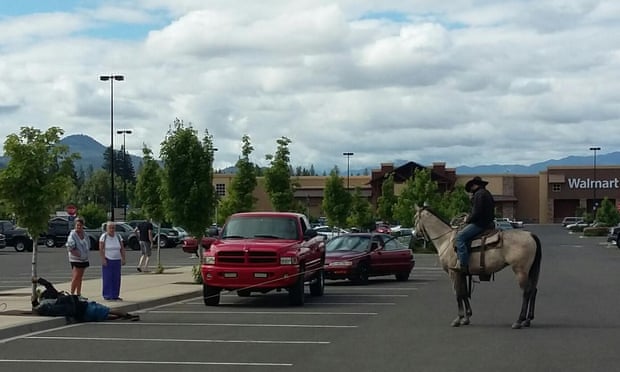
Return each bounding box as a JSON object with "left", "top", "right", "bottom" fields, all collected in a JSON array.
[
  {"left": 160, "top": 119, "right": 215, "bottom": 238},
  {"left": 134, "top": 145, "right": 165, "bottom": 222},
  {"left": 76, "top": 169, "right": 119, "bottom": 209},
  {"left": 437, "top": 184, "right": 471, "bottom": 221},
  {"left": 347, "top": 187, "right": 374, "bottom": 231},
  {"left": 80, "top": 203, "right": 108, "bottom": 228},
  {"left": 0, "top": 127, "right": 77, "bottom": 300},
  {"left": 394, "top": 168, "right": 440, "bottom": 226},
  {"left": 264, "top": 136, "right": 295, "bottom": 211},
  {"left": 322, "top": 167, "right": 351, "bottom": 229},
  {"left": 376, "top": 174, "right": 397, "bottom": 224},
  {"left": 218, "top": 135, "right": 258, "bottom": 221},
  {"left": 596, "top": 197, "right": 620, "bottom": 226}
]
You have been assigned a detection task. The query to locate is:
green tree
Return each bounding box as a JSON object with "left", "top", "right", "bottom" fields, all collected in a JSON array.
[
  {"left": 264, "top": 136, "right": 295, "bottom": 211},
  {"left": 322, "top": 167, "right": 352, "bottom": 229},
  {"left": 218, "top": 135, "right": 258, "bottom": 222},
  {"left": 134, "top": 145, "right": 165, "bottom": 222},
  {"left": 76, "top": 169, "right": 118, "bottom": 209},
  {"left": 394, "top": 168, "right": 440, "bottom": 226},
  {"left": 0, "top": 127, "right": 77, "bottom": 300},
  {"left": 80, "top": 203, "right": 108, "bottom": 228},
  {"left": 376, "top": 174, "right": 397, "bottom": 224},
  {"left": 347, "top": 187, "right": 374, "bottom": 231},
  {"left": 160, "top": 119, "right": 215, "bottom": 238},
  {"left": 437, "top": 184, "right": 471, "bottom": 221},
  {"left": 596, "top": 197, "right": 620, "bottom": 226}
]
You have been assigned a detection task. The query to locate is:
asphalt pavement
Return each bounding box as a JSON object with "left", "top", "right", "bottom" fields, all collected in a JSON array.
[{"left": 0, "top": 225, "right": 619, "bottom": 372}]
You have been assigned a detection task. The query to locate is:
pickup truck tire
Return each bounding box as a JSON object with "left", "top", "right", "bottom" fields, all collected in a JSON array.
[
  {"left": 128, "top": 237, "right": 140, "bottom": 251},
  {"left": 155, "top": 235, "right": 168, "bottom": 249},
  {"left": 237, "top": 289, "right": 251, "bottom": 297},
  {"left": 288, "top": 264, "right": 306, "bottom": 306},
  {"left": 203, "top": 284, "right": 221, "bottom": 306},
  {"left": 616, "top": 233, "right": 620, "bottom": 249},
  {"left": 14, "top": 238, "right": 28, "bottom": 252},
  {"left": 89, "top": 237, "right": 99, "bottom": 251},
  {"left": 309, "top": 269, "right": 325, "bottom": 296},
  {"left": 44, "top": 238, "right": 56, "bottom": 248}
]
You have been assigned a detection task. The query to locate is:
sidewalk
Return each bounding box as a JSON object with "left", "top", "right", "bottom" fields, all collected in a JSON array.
[{"left": 0, "top": 265, "right": 201, "bottom": 340}]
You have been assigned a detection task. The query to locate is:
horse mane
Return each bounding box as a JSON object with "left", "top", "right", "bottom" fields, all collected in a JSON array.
[{"left": 421, "top": 206, "right": 453, "bottom": 228}]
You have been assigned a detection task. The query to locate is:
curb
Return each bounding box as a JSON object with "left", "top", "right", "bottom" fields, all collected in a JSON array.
[{"left": 0, "top": 289, "right": 202, "bottom": 341}]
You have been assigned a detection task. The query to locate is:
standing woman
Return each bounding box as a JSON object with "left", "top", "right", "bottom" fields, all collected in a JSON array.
[
  {"left": 99, "top": 221, "right": 126, "bottom": 301},
  {"left": 67, "top": 217, "right": 90, "bottom": 299}
]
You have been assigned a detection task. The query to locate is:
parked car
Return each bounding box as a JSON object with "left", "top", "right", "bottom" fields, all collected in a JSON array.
[
  {"left": 0, "top": 220, "right": 33, "bottom": 252},
  {"left": 495, "top": 220, "right": 514, "bottom": 231},
  {"left": 496, "top": 217, "right": 524, "bottom": 228},
  {"left": 126, "top": 220, "right": 180, "bottom": 248},
  {"left": 606, "top": 226, "right": 620, "bottom": 248},
  {"left": 182, "top": 236, "right": 216, "bottom": 255},
  {"left": 101, "top": 222, "right": 140, "bottom": 250},
  {"left": 565, "top": 220, "right": 588, "bottom": 230},
  {"left": 0, "top": 233, "right": 6, "bottom": 249},
  {"left": 562, "top": 217, "right": 582, "bottom": 227},
  {"left": 324, "top": 233, "right": 415, "bottom": 284},
  {"left": 313, "top": 225, "right": 348, "bottom": 239}
]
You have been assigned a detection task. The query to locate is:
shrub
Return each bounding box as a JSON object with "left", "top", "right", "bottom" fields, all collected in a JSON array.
[
  {"left": 568, "top": 225, "right": 586, "bottom": 232},
  {"left": 583, "top": 227, "right": 609, "bottom": 237},
  {"left": 191, "top": 265, "right": 203, "bottom": 284}
]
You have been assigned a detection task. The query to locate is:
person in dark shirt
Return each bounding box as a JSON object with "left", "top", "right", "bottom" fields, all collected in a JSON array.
[
  {"left": 31, "top": 277, "right": 140, "bottom": 322},
  {"left": 134, "top": 219, "right": 154, "bottom": 272},
  {"left": 452, "top": 176, "right": 495, "bottom": 273}
]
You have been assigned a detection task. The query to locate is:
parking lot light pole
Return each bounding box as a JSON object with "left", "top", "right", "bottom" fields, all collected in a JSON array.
[
  {"left": 117, "top": 129, "right": 132, "bottom": 219},
  {"left": 100, "top": 74, "right": 124, "bottom": 221},
  {"left": 589, "top": 146, "right": 601, "bottom": 214},
  {"left": 343, "top": 152, "right": 354, "bottom": 190}
]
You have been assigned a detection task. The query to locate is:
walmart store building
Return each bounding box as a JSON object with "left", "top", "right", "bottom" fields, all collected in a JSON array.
[{"left": 212, "top": 162, "right": 620, "bottom": 224}]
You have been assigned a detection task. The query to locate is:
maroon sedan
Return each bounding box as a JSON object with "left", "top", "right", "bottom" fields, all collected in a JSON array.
[{"left": 324, "top": 233, "right": 414, "bottom": 284}]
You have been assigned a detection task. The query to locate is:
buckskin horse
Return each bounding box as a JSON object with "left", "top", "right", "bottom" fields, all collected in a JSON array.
[{"left": 414, "top": 206, "right": 542, "bottom": 329}]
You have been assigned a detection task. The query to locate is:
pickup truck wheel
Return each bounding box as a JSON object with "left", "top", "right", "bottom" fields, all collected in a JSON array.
[
  {"left": 14, "top": 239, "right": 27, "bottom": 252},
  {"left": 45, "top": 238, "right": 55, "bottom": 248},
  {"left": 156, "top": 236, "right": 168, "bottom": 249},
  {"left": 395, "top": 271, "right": 410, "bottom": 282},
  {"left": 616, "top": 233, "right": 620, "bottom": 249},
  {"left": 128, "top": 238, "right": 140, "bottom": 251},
  {"left": 309, "top": 269, "right": 325, "bottom": 296},
  {"left": 288, "top": 265, "right": 306, "bottom": 306},
  {"left": 237, "top": 289, "right": 251, "bottom": 297},
  {"left": 203, "top": 284, "right": 221, "bottom": 306},
  {"left": 89, "top": 237, "right": 99, "bottom": 251},
  {"left": 351, "top": 262, "right": 370, "bottom": 285}
]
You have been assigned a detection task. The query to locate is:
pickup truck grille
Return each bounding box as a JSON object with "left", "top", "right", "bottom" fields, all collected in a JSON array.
[{"left": 217, "top": 251, "right": 278, "bottom": 265}]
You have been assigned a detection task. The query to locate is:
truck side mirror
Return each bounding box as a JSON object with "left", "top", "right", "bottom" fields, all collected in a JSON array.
[{"left": 303, "top": 229, "right": 317, "bottom": 240}]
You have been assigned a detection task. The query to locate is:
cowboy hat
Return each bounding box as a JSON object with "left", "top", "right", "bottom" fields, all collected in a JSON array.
[{"left": 465, "top": 176, "right": 488, "bottom": 192}]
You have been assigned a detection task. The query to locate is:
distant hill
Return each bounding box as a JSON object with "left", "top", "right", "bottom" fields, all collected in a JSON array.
[{"left": 2, "top": 134, "right": 618, "bottom": 175}]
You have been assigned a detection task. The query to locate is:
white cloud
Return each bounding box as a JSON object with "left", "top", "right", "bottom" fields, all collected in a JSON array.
[{"left": 0, "top": 0, "right": 619, "bottom": 171}]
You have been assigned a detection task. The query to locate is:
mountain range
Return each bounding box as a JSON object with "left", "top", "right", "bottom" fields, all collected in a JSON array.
[{"left": 1, "top": 134, "right": 618, "bottom": 175}]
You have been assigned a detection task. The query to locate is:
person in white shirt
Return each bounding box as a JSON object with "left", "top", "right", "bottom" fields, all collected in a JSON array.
[
  {"left": 67, "top": 217, "right": 90, "bottom": 299},
  {"left": 99, "top": 221, "right": 126, "bottom": 301}
]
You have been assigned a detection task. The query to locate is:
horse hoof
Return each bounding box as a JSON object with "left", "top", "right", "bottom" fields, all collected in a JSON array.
[
  {"left": 511, "top": 322, "right": 522, "bottom": 329},
  {"left": 460, "top": 318, "right": 470, "bottom": 326},
  {"left": 451, "top": 318, "right": 462, "bottom": 327},
  {"left": 521, "top": 319, "right": 531, "bottom": 328}
]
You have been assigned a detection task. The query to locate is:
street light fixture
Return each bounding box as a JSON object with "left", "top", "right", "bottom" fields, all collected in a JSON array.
[
  {"left": 342, "top": 152, "right": 354, "bottom": 190},
  {"left": 100, "top": 74, "right": 124, "bottom": 221},
  {"left": 117, "top": 129, "right": 132, "bottom": 219},
  {"left": 589, "top": 146, "right": 601, "bottom": 213}
]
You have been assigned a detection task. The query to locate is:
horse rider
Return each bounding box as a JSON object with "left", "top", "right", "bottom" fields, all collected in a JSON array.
[{"left": 452, "top": 176, "right": 495, "bottom": 273}]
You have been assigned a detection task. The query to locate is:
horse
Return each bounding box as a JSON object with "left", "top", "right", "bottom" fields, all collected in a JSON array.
[{"left": 413, "top": 206, "right": 542, "bottom": 329}]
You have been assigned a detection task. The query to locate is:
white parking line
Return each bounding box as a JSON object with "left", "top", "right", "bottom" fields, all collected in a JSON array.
[
  {"left": 322, "top": 294, "right": 408, "bottom": 297},
  {"left": 0, "top": 359, "right": 292, "bottom": 367},
  {"left": 323, "top": 287, "right": 418, "bottom": 291},
  {"left": 307, "top": 302, "right": 396, "bottom": 306},
  {"left": 95, "top": 322, "right": 357, "bottom": 328},
  {"left": 148, "top": 310, "right": 378, "bottom": 316},
  {"left": 27, "top": 336, "right": 329, "bottom": 345}
]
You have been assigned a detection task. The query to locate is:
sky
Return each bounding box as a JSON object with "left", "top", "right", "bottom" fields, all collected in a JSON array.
[{"left": 0, "top": 0, "right": 618, "bottom": 172}]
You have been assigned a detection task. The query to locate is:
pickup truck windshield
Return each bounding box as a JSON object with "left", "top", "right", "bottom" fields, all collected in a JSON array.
[{"left": 222, "top": 217, "right": 299, "bottom": 240}]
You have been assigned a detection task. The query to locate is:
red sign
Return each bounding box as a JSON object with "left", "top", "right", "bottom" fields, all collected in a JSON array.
[{"left": 66, "top": 204, "right": 77, "bottom": 216}]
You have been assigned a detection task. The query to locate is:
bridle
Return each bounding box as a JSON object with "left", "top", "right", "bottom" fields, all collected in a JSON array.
[{"left": 415, "top": 210, "right": 454, "bottom": 243}]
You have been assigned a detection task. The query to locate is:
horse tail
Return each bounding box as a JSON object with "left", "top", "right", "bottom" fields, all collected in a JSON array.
[{"left": 528, "top": 233, "right": 542, "bottom": 286}]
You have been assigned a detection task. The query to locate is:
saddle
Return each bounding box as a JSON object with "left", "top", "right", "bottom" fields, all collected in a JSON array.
[{"left": 458, "top": 227, "right": 503, "bottom": 281}]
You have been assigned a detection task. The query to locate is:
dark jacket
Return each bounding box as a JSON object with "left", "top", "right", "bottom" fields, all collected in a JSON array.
[
  {"left": 467, "top": 187, "right": 495, "bottom": 228},
  {"left": 32, "top": 278, "right": 88, "bottom": 321}
]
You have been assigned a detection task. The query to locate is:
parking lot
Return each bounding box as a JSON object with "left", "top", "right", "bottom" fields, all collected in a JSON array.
[{"left": 0, "top": 254, "right": 443, "bottom": 371}]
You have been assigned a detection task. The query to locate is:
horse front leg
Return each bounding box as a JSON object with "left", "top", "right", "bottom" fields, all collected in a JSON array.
[
  {"left": 461, "top": 297, "right": 472, "bottom": 326},
  {"left": 513, "top": 281, "right": 535, "bottom": 329},
  {"left": 522, "top": 287, "right": 538, "bottom": 327}
]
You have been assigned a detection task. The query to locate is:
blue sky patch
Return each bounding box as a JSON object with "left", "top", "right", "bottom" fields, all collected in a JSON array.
[{"left": 360, "top": 10, "right": 410, "bottom": 23}]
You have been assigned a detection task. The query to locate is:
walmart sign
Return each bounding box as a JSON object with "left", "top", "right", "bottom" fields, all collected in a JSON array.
[{"left": 567, "top": 178, "right": 620, "bottom": 189}]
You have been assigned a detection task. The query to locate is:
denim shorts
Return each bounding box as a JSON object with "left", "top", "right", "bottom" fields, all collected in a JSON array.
[{"left": 83, "top": 302, "right": 110, "bottom": 322}]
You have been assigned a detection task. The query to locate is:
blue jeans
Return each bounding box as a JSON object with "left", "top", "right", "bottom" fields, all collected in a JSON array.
[{"left": 455, "top": 224, "right": 485, "bottom": 266}]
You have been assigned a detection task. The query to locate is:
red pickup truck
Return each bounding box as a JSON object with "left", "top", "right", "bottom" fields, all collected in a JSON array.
[{"left": 200, "top": 212, "right": 326, "bottom": 306}]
